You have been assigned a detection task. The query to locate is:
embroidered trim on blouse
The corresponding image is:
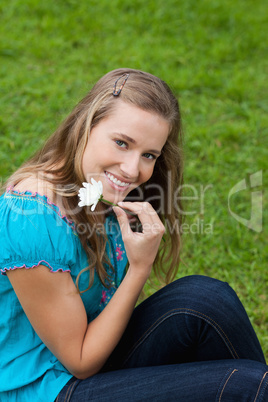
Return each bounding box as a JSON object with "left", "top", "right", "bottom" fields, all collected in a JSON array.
[
  {"left": 1, "top": 260, "right": 71, "bottom": 275},
  {"left": 5, "top": 186, "right": 76, "bottom": 230}
]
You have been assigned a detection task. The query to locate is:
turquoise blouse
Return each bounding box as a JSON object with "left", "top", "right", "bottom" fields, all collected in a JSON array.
[{"left": 0, "top": 189, "right": 128, "bottom": 402}]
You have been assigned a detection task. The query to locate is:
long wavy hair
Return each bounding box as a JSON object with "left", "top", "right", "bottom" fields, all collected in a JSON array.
[{"left": 6, "top": 68, "right": 184, "bottom": 292}]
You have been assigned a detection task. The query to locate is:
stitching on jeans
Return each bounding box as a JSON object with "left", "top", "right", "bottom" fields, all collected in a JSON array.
[
  {"left": 218, "top": 369, "right": 238, "bottom": 401},
  {"left": 122, "top": 308, "right": 239, "bottom": 367},
  {"left": 64, "top": 380, "right": 78, "bottom": 402},
  {"left": 66, "top": 380, "right": 78, "bottom": 402},
  {"left": 63, "top": 382, "right": 72, "bottom": 402},
  {"left": 124, "top": 309, "right": 239, "bottom": 365},
  {"left": 254, "top": 371, "right": 268, "bottom": 402}
]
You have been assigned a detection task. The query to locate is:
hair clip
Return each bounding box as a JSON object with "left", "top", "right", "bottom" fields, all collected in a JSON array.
[{"left": 113, "top": 73, "right": 130, "bottom": 96}]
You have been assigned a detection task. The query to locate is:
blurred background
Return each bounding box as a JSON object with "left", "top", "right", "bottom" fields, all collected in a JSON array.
[{"left": 0, "top": 0, "right": 267, "bottom": 358}]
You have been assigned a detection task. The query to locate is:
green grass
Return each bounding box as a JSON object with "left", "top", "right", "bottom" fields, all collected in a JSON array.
[{"left": 1, "top": 0, "right": 267, "bottom": 360}]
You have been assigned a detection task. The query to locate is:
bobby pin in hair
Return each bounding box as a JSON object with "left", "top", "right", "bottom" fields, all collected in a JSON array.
[{"left": 113, "top": 73, "right": 130, "bottom": 96}]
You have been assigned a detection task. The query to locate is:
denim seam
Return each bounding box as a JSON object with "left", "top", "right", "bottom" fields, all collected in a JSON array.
[
  {"left": 122, "top": 308, "right": 239, "bottom": 367},
  {"left": 254, "top": 371, "right": 268, "bottom": 402},
  {"left": 217, "top": 368, "right": 238, "bottom": 401},
  {"left": 64, "top": 380, "right": 79, "bottom": 402}
]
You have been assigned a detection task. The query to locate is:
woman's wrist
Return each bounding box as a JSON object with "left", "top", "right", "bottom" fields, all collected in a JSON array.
[{"left": 126, "top": 263, "right": 152, "bottom": 283}]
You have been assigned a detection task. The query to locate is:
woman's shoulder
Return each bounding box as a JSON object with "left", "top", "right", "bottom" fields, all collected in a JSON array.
[
  {"left": 10, "top": 175, "right": 67, "bottom": 217},
  {"left": 13, "top": 175, "right": 54, "bottom": 201},
  {"left": 2, "top": 175, "right": 75, "bottom": 234},
  {"left": 0, "top": 177, "right": 79, "bottom": 275}
]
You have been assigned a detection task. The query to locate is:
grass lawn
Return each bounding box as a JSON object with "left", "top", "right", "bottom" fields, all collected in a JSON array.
[{"left": 1, "top": 0, "right": 267, "bottom": 360}]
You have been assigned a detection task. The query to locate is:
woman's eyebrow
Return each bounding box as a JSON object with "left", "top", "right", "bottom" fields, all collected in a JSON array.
[
  {"left": 116, "top": 133, "right": 136, "bottom": 144},
  {"left": 116, "top": 133, "right": 162, "bottom": 155}
]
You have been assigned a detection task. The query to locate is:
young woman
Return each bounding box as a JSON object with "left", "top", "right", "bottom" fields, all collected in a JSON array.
[{"left": 0, "top": 68, "right": 267, "bottom": 401}]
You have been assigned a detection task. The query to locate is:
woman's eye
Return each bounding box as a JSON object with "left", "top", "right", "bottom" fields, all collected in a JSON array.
[
  {"left": 143, "top": 153, "right": 156, "bottom": 160},
  {"left": 115, "top": 140, "right": 127, "bottom": 148}
]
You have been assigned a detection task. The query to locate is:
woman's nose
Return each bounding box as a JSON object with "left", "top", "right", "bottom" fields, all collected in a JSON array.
[{"left": 120, "top": 154, "right": 140, "bottom": 179}]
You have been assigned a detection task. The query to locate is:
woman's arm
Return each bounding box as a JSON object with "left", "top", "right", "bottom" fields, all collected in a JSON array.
[{"left": 7, "top": 201, "right": 165, "bottom": 380}]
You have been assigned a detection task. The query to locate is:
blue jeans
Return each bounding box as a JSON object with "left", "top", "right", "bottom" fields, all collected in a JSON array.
[{"left": 56, "top": 276, "right": 268, "bottom": 401}]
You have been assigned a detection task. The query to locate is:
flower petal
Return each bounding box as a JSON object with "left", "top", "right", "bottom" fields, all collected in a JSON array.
[{"left": 78, "top": 178, "right": 103, "bottom": 208}]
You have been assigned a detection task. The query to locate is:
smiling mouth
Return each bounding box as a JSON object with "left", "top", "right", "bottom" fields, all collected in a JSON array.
[{"left": 105, "top": 171, "right": 131, "bottom": 188}]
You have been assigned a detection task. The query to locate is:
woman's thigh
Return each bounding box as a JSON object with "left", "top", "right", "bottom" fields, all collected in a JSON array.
[
  {"left": 56, "top": 275, "right": 267, "bottom": 401},
  {"left": 56, "top": 359, "right": 268, "bottom": 402},
  {"left": 105, "top": 275, "right": 265, "bottom": 369}
]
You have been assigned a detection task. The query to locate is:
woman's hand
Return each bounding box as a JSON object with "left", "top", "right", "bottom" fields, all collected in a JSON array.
[{"left": 113, "top": 201, "right": 165, "bottom": 279}]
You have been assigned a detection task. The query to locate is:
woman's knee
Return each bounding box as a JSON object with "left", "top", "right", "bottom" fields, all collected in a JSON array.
[
  {"left": 141, "top": 274, "right": 248, "bottom": 331},
  {"left": 170, "top": 275, "right": 239, "bottom": 306},
  {"left": 164, "top": 275, "right": 249, "bottom": 327}
]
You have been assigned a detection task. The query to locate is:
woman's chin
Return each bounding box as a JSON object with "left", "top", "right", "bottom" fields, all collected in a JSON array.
[{"left": 103, "top": 191, "right": 126, "bottom": 205}]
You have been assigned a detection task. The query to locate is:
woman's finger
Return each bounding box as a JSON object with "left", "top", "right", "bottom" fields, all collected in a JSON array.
[
  {"left": 118, "top": 202, "right": 156, "bottom": 221},
  {"left": 118, "top": 202, "right": 165, "bottom": 235},
  {"left": 112, "top": 206, "right": 133, "bottom": 239}
]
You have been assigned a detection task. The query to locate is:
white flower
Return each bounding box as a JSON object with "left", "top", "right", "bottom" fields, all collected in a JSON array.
[{"left": 78, "top": 179, "right": 103, "bottom": 211}]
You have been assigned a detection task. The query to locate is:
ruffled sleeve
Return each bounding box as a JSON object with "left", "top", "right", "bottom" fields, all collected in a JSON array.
[{"left": 0, "top": 192, "right": 79, "bottom": 275}]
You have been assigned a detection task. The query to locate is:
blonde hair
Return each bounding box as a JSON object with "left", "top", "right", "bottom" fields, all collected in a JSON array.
[{"left": 6, "top": 68, "right": 184, "bottom": 291}]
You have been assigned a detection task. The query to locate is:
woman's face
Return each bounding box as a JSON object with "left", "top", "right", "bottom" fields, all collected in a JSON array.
[{"left": 82, "top": 100, "right": 169, "bottom": 204}]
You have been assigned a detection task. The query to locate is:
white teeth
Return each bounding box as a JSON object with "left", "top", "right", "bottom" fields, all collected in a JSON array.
[{"left": 106, "top": 172, "right": 129, "bottom": 187}]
